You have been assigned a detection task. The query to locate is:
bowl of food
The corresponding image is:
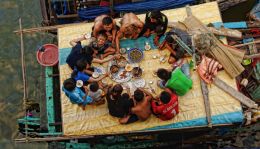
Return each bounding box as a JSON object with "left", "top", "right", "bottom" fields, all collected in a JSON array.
[
  {"left": 132, "top": 67, "right": 142, "bottom": 78},
  {"left": 76, "top": 80, "right": 83, "bottom": 88},
  {"left": 110, "top": 65, "right": 119, "bottom": 74},
  {"left": 92, "top": 72, "right": 100, "bottom": 78},
  {"left": 116, "top": 56, "right": 127, "bottom": 67},
  {"left": 125, "top": 64, "right": 133, "bottom": 72},
  {"left": 128, "top": 48, "right": 144, "bottom": 63}
]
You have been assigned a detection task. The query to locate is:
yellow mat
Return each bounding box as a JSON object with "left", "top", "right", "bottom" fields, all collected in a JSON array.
[{"left": 58, "top": 2, "right": 242, "bottom": 136}]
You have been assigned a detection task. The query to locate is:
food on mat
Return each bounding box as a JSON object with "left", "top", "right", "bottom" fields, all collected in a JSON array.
[
  {"left": 110, "top": 65, "right": 119, "bottom": 74},
  {"left": 125, "top": 64, "right": 133, "bottom": 71},
  {"left": 128, "top": 48, "right": 143, "bottom": 63},
  {"left": 132, "top": 67, "right": 142, "bottom": 78},
  {"left": 92, "top": 72, "right": 100, "bottom": 78}
]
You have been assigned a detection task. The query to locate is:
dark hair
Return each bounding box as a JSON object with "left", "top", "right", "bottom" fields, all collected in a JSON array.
[
  {"left": 157, "top": 68, "right": 171, "bottom": 81},
  {"left": 134, "top": 89, "right": 144, "bottom": 102},
  {"left": 112, "top": 84, "right": 123, "bottom": 95},
  {"left": 122, "top": 93, "right": 130, "bottom": 99},
  {"left": 97, "top": 30, "right": 108, "bottom": 39},
  {"left": 102, "top": 16, "right": 113, "bottom": 25},
  {"left": 82, "top": 46, "right": 94, "bottom": 56},
  {"left": 165, "top": 33, "right": 175, "bottom": 44},
  {"left": 155, "top": 25, "right": 164, "bottom": 35},
  {"left": 150, "top": 10, "right": 162, "bottom": 19},
  {"left": 63, "top": 78, "right": 76, "bottom": 91},
  {"left": 89, "top": 82, "right": 99, "bottom": 92},
  {"left": 160, "top": 91, "right": 171, "bottom": 104},
  {"left": 76, "top": 59, "right": 87, "bottom": 72}
]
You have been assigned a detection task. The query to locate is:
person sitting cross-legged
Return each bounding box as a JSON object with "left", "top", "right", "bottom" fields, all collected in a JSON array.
[
  {"left": 151, "top": 88, "right": 179, "bottom": 121},
  {"left": 62, "top": 78, "right": 93, "bottom": 110},
  {"left": 86, "top": 82, "right": 106, "bottom": 105},
  {"left": 106, "top": 84, "right": 134, "bottom": 119},
  {"left": 71, "top": 59, "right": 109, "bottom": 85},
  {"left": 119, "top": 88, "right": 153, "bottom": 124},
  {"left": 90, "top": 31, "right": 116, "bottom": 59}
]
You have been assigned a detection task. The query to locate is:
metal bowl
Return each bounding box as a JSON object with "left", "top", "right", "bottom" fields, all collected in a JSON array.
[
  {"left": 127, "top": 48, "right": 144, "bottom": 63},
  {"left": 132, "top": 67, "right": 142, "bottom": 78},
  {"left": 110, "top": 65, "right": 119, "bottom": 74}
]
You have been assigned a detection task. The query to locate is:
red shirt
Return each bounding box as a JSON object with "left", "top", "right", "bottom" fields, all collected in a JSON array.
[{"left": 151, "top": 93, "right": 178, "bottom": 121}]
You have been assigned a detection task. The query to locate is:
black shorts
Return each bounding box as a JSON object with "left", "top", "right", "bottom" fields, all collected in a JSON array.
[{"left": 126, "top": 114, "right": 139, "bottom": 124}]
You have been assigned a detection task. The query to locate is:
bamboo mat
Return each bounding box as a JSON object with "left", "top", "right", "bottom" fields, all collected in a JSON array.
[{"left": 58, "top": 2, "right": 243, "bottom": 136}]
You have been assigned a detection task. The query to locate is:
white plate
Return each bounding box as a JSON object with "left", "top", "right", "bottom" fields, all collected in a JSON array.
[
  {"left": 133, "top": 79, "right": 145, "bottom": 88},
  {"left": 94, "top": 66, "right": 106, "bottom": 74},
  {"left": 76, "top": 80, "right": 83, "bottom": 88},
  {"left": 92, "top": 72, "right": 100, "bottom": 78}
]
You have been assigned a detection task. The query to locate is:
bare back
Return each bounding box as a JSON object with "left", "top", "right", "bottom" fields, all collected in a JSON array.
[
  {"left": 131, "top": 96, "right": 151, "bottom": 121},
  {"left": 121, "top": 13, "right": 143, "bottom": 30}
]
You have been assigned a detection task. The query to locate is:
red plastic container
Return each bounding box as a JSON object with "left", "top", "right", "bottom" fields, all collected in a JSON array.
[{"left": 36, "top": 44, "right": 58, "bottom": 66}]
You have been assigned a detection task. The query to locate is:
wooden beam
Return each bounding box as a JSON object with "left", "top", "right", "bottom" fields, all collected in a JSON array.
[
  {"left": 14, "top": 22, "right": 86, "bottom": 34},
  {"left": 200, "top": 79, "right": 212, "bottom": 127},
  {"left": 213, "top": 77, "right": 258, "bottom": 109}
]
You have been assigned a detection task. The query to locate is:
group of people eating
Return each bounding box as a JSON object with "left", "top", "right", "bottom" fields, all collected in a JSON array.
[{"left": 62, "top": 10, "right": 193, "bottom": 124}]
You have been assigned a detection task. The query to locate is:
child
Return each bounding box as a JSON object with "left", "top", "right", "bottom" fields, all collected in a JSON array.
[
  {"left": 90, "top": 30, "right": 116, "bottom": 59},
  {"left": 87, "top": 82, "right": 105, "bottom": 105},
  {"left": 72, "top": 59, "right": 109, "bottom": 85},
  {"left": 158, "top": 28, "right": 191, "bottom": 64},
  {"left": 156, "top": 67, "right": 192, "bottom": 96},
  {"left": 62, "top": 78, "right": 93, "bottom": 110},
  {"left": 151, "top": 88, "right": 179, "bottom": 121}
]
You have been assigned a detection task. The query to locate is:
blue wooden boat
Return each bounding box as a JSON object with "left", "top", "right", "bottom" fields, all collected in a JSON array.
[
  {"left": 15, "top": 1, "right": 260, "bottom": 148},
  {"left": 250, "top": 0, "right": 260, "bottom": 21}
]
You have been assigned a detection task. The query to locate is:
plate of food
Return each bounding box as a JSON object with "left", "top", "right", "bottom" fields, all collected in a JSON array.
[
  {"left": 132, "top": 67, "right": 143, "bottom": 78},
  {"left": 76, "top": 80, "right": 83, "bottom": 88},
  {"left": 108, "top": 61, "right": 132, "bottom": 83},
  {"left": 128, "top": 48, "right": 144, "bottom": 63},
  {"left": 111, "top": 69, "right": 132, "bottom": 83},
  {"left": 92, "top": 72, "right": 100, "bottom": 78}
]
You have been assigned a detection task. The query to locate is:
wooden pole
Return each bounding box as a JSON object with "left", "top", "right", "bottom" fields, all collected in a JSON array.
[
  {"left": 244, "top": 53, "right": 260, "bottom": 59},
  {"left": 14, "top": 22, "right": 86, "bottom": 34},
  {"left": 200, "top": 79, "right": 212, "bottom": 128},
  {"left": 19, "top": 18, "right": 28, "bottom": 101},
  {"left": 213, "top": 77, "right": 258, "bottom": 109},
  {"left": 233, "top": 40, "right": 260, "bottom": 48}
]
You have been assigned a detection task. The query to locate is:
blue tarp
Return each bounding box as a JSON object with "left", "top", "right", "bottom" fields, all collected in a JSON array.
[
  {"left": 78, "top": 0, "right": 194, "bottom": 20},
  {"left": 78, "top": 6, "right": 111, "bottom": 21}
]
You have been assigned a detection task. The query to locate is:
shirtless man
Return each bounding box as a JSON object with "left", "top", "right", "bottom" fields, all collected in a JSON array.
[
  {"left": 119, "top": 88, "right": 152, "bottom": 124},
  {"left": 92, "top": 15, "right": 118, "bottom": 45},
  {"left": 116, "top": 13, "right": 144, "bottom": 53}
]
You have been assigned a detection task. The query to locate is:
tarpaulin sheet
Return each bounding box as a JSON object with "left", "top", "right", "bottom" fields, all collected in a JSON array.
[
  {"left": 58, "top": 2, "right": 243, "bottom": 136},
  {"left": 78, "top": 0, "right": 194, "bottom": 20}
]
